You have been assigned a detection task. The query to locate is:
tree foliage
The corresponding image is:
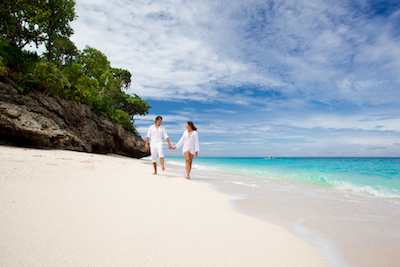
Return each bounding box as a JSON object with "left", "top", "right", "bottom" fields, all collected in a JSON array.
[
  {"left": 0, "top": 0, "right": 150, "bottom": 133},
  {"left": 1, "top": 0, "right": 42, "bottom": 48},
  {"left": 41, "top": 0, "right": 76, "bottom": 62},
  {"left": 1, "top": 0, "right": 76, "bottom": 59}
]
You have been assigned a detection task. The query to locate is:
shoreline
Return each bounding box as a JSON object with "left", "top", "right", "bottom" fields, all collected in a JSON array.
[
  {"left": 162, "top": 157, "right": 400, "bottom": 267},
  {"left": 0, "top": 146, "right": 328, "bottom": 266}
]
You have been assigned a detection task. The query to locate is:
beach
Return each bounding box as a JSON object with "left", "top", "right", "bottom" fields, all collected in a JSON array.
[
  {"left": 164, "top": 157, "right": 400, "bottom": 267},
  {"left": 0, "top": 146, "right": 328, "bottom": 267}
]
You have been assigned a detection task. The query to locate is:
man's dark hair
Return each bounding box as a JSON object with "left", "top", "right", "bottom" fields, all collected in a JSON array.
[{"left": 155, "top": 116, "right": 163, "bottom": 122}]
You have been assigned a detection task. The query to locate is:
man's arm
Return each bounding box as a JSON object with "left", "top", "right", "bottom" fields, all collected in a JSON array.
[
  {"left": 163, "top": 127, "right": 173, "bottom": 149},
  {"left": 145, "top": 125, "right": 152, "bottom": 150},
  {"left": 166, "top": 138, "right": 173, "bottom": 150}
]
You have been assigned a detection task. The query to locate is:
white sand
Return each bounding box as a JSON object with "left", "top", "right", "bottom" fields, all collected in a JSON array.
[{"left": 0, "top": 146, "right": 328, "bottom": 266}]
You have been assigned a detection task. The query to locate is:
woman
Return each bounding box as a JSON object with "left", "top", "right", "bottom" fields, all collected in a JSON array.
[{"left": 173, "top": 121, "right": 200, "bottom": 179}]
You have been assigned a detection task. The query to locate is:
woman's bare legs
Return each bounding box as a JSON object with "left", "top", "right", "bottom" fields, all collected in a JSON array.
[
  {"left": 184, "top": 151, "right": 194, "bottom": 179},
  {"left": 189, "top": 154, "right": 194, "bottom": 173}
]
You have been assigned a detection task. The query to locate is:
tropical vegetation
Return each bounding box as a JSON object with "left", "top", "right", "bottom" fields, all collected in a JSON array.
[{"left": 0, "top": 0, "right": 150, "bottom": 133}]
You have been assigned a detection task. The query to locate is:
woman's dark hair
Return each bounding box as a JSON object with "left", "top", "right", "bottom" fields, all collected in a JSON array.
[{"left": 187, "top": 121, "right": 197, "bottom": 131}]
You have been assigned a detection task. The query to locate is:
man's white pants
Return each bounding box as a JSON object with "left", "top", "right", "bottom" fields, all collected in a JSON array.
[{"left": 150, "top": 144, "right": 164, "bottom": 163}]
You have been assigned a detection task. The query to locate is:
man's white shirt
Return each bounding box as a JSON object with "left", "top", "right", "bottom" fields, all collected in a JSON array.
[{"left": 146, "top": 125, "right": 169, "bottom": 146}]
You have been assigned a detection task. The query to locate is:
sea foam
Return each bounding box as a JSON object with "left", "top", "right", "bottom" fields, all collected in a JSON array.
[{"left": 330, "top": 180, "right": 400, "bottom": 199}]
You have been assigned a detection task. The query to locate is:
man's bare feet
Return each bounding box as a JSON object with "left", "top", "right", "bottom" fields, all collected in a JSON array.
[
  {"left": 153, "top": 172, "right": 157, "bottom": 175},
  {"left": 186, "top": 176, "right": 190, "bottom": 179},
  {"left": 162, "top": 166, "right": 165, "bottom": 171}
]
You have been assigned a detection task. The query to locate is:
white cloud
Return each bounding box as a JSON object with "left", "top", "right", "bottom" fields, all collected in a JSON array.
[
  {"left": 201, "top": 141, "right": 231, "bottom": 145},
  {"left": 280, "top": 113, "right": 400, "bottom": 132},
  {"left": 71, "top": 0, "right": 285, "bottom": 102},
  {"left": 136, "top": 114, "right": 189, "bottom": 123},
  {"left": 204, "top": 109, "right": 237, "bottom": 114},
  {"left": 70, "top": 0, "right": 400, "bottom": 106}
]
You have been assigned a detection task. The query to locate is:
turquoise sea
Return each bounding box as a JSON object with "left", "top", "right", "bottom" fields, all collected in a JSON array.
[
  {"left": 162, "top": 157, "right": 400, "bottom": 267},
  {"left": 167, "top": 157, "right": 400, "bottom": 200}
]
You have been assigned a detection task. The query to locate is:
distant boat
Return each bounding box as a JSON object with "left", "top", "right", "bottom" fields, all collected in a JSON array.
[{"left": 264, "top": 157, "right": 274, "bottom": 159}]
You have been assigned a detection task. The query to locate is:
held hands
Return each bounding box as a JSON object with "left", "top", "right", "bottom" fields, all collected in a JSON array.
[{"left": 169, "top": 145, "right": 177, "bottom": 150}]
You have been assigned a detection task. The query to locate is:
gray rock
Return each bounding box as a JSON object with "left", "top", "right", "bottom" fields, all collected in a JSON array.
[{"left": 0, "top": 81, "right": 150, "bottom": 158}]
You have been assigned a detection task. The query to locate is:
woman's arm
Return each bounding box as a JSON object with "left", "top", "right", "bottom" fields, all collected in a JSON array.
[
  {"left": 174, "top": 132, "right": 186, "bottom": 149},
  {"left": 194, "top": 131, "right": 200, "bottom": 152}
]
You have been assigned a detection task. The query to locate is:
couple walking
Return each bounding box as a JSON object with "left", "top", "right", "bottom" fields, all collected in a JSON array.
[{"left": 144, "top": 116, "right": 200, "bottom": 179}]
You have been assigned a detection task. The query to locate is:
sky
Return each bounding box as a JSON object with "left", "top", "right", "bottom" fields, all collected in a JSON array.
[{"left": 67, "top": 0, "right": 400, "bottom": 157}]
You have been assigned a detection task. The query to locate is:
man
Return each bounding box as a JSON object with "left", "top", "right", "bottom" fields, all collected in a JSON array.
[{"left": 145, "top": 116, "right": 173, "bottom": 174}]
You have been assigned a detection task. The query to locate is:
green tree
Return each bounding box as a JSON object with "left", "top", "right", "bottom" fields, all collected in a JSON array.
[
  {"left": 0, "top": 0, "right": 76, "bottom": 58},
  {"left": 0, "top": 0, "right": 42, "bottom": 48},
  {"left": 47, "top": 36, "right": 78, "bottom": 68},
  {"left": 63, "top": 46, "right": 110, "bottom": 100},
  {"left": 76, "top": 46, "right": 110, "bottom": 79},
  {"left": 62, "top": 46, "right": 151, "bottom": 131},
  {"left": 41, "top": 0, "right": 76, "bottom": 62}
]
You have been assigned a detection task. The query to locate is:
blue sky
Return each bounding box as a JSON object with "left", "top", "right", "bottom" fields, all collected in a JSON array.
[{"left": 68, "top": 0, "right": 400, "bottom": 157}]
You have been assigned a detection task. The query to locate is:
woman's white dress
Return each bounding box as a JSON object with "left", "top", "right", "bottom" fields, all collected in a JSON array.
[{"left": 175, "top": 130, "right": 200, "bottom": 155}]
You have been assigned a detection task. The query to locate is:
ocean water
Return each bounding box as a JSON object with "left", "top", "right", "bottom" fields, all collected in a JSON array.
[
  {"left": 163, "top": 157, "right": 400, "bottom": 267},
  {"left": 168, "top": 157, "right": 400, "bottom": 200}
]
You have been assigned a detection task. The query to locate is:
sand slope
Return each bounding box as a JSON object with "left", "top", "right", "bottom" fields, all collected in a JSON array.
[{"left": 0, "top": 146, "right": 328, "bottom": 266}]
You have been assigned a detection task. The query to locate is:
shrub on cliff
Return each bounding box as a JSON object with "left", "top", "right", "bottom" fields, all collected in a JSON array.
[{"left": 0, "top": 0, "right": 150, "bottom": 133}]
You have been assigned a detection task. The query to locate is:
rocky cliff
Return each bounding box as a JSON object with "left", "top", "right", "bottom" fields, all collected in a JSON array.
[{"left": 0, "top": 81, "right": 150, "bottom": 158}]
